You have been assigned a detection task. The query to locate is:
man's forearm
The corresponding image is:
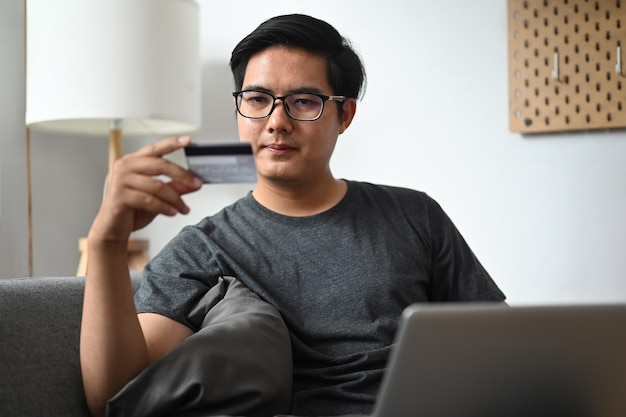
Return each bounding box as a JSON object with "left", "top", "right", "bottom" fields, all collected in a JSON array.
[{"left": 80, "top": 239, "right": 149, "bottom": 417}]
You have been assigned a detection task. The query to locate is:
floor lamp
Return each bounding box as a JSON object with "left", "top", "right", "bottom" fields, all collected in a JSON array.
[{"left": 25, "top": 0, "right": 201, "bottom": 275}]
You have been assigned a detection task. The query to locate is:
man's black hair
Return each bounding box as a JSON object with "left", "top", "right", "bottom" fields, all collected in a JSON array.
[{"left": 230, "top": 14, "right": 366, "bottom": 100}]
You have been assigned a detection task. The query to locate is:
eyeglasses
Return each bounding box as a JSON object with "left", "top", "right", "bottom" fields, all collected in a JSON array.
[{"left": 233, "top": 90, "right": 346, "bottom": 121}]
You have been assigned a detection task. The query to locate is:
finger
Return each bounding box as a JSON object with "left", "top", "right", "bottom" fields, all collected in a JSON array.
[
  {"left": 122, "top": 188, "right": 181, "bottom": 217},
  {"left": 134, "top": 135, "right": 193, "bottom": 158},
  {"left": 119, "top": 174, "right": 192, "bottom": 215},
  {"left": 113, "top": 154, "right": 202, "bottom": 189},
  {"left": 169, "top": 179, "right": 203, "bottom": 196}
]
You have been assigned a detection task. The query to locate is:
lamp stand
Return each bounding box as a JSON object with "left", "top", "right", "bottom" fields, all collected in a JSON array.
[
  {"left": 26, "top": 127, "right": 34, "bottom": 276},
  {"left": 108, "top": 124, "right": 123, "bottom": 175}
]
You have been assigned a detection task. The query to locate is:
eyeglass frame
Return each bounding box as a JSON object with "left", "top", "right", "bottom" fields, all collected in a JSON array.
[{"left": 232, "top": 90, "right": 347, "bottom": 122}]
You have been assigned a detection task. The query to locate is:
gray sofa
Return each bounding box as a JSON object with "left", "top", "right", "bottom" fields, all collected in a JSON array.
[{"left": 0, "top": 272, "right": 141, "bottom": 417}]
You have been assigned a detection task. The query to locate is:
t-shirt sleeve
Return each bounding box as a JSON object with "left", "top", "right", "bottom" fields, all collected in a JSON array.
[
  {"left": 422, "top": 195, "right": 506, "bottom": 302},
  {"left": 134, "top": 225, "right": 224, "bottom": 331}
]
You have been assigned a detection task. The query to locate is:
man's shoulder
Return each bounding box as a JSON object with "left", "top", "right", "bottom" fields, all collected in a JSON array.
[{"left": 347, "top": 180, "right": 431, "bottom": 202}]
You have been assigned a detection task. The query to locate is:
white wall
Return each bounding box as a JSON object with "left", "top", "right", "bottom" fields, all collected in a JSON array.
[
  {"left": 1, "top": 0, "right": 29, "bottom": 278},
  {"left": 3, "top": 1, "right": 625, "bottom": 305}
]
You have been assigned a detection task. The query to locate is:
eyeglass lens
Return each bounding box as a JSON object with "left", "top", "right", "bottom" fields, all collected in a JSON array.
[{"left": 236, "top": 91, "right": 324, "bottom": 120}]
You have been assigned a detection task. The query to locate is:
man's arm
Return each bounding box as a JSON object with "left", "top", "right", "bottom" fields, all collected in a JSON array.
[{"left": 80, "top": 136, "right": 201, "bottom": 417}]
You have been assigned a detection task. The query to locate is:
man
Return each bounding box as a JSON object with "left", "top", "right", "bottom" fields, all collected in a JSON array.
[{"left": 80, "top": 14, "right": 505, "bottom": 417}]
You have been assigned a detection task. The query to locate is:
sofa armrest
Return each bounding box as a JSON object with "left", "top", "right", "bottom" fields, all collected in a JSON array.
[{"left": 0, "top": 271, "right": 142, "bottom": 417}]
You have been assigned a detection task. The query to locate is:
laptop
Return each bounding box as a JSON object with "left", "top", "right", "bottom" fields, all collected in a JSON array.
[{"left": 372, "top": 303, "right": 626, "bottom": 417}]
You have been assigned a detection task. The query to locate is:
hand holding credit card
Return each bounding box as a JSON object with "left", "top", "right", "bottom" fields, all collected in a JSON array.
[{"left": 184, "top": 142, "right": 257, "bottom": 184}]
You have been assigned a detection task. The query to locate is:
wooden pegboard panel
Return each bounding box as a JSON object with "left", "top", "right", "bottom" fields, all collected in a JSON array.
[{"left": 508, "top": 0, "right": 626, "bottom": 133}]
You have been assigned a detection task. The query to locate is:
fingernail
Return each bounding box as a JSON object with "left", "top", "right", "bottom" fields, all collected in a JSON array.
[{"left": 178, "top": 135, "right": 191, "bottom": 144}]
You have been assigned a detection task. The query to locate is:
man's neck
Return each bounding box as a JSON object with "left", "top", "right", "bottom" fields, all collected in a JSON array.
[{"left": 252, "top": 176, "right": 348, "bottom": 217}]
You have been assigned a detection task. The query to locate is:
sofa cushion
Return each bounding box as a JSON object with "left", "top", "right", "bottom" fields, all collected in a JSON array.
[{"left": 106, "top": 276, "right": 293, "bottom": 417}]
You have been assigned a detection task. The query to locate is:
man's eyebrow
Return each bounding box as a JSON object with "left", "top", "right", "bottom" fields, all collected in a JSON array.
[
  {"left": 241, "top": 85, "right": 272, "bottom": 93},
  {"left": 288, "top": 86, "right": 324, "bottom": 95},
  {"left": 241, "top": 85, "right": 325, "bottom": 95}
]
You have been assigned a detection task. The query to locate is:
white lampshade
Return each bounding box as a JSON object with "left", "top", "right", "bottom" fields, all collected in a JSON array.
[{"left": 26, "top": 0, "right": 201, "bottom": 136}]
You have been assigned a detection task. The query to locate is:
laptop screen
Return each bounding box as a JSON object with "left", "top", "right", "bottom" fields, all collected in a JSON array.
[{"left": 373, "top": 303, "right": 626, "bottom": 417}]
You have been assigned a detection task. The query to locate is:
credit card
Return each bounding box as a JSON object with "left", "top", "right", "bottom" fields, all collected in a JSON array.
[{"left": 184, "top": 142, "right": 256, "bottom": 184}]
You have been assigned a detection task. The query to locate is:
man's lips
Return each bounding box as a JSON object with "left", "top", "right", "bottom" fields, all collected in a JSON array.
[{"left": 264, "top": 142, "right": 297, "bottom": 155}]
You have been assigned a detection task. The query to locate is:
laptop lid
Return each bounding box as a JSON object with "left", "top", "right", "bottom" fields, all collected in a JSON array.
[{"left": 372, "top": 303, "right": 626, "bottom": 417}]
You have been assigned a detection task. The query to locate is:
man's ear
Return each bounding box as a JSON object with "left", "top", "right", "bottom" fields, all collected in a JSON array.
[{"left": 338, "top": 98, "right": 357, "bottom": 135}]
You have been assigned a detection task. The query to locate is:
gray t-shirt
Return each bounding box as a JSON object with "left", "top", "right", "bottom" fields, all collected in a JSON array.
[{"left": 135, "top": 180, "right": 505, "bottom": 415}]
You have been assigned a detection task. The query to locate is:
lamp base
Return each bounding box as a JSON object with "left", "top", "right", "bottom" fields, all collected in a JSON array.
[{"left": 77, "top": 237, "right": 150, "bottom": 276}]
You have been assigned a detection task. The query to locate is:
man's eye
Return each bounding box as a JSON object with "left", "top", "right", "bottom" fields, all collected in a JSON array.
[
  {"left": 246, "top": 95, "right": 270, "bottom": 104},
  {"left": 294, "top": 98, "right": 316, "bottom": 105},
  {"left": 291, "top": 95, "right": 320, "bottom": 107}
]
